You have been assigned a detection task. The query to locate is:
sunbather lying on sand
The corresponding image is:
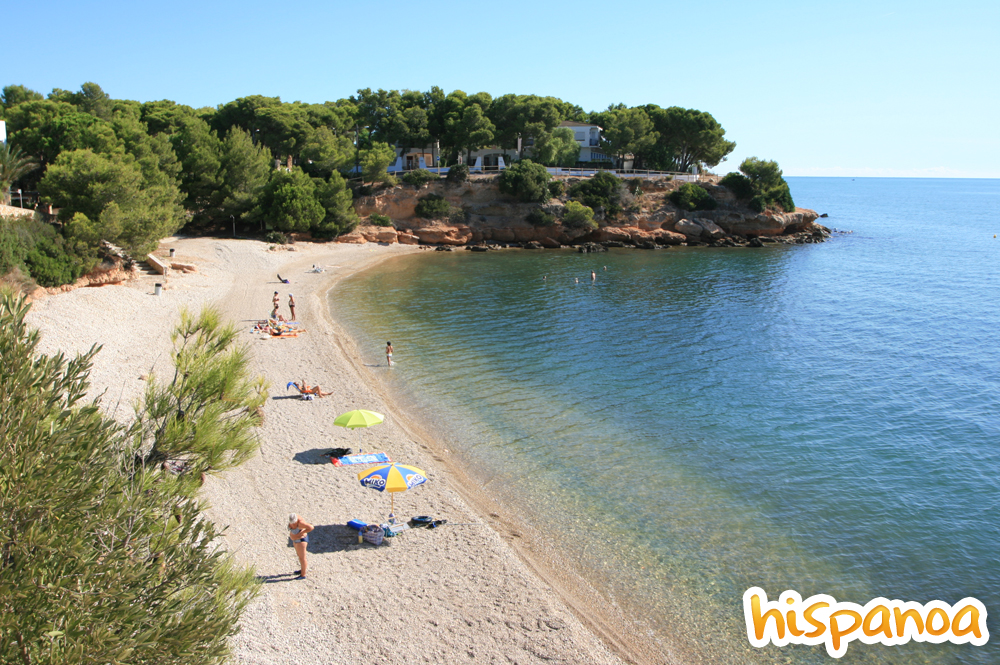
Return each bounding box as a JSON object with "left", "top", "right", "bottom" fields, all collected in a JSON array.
[{"left": 290, "top": 380, "right": 332, "bottom": 397}]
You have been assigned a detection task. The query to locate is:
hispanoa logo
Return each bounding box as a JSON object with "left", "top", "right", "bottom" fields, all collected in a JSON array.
[{"left": 743, "top": 588, "right": 989, "bottom": 658}]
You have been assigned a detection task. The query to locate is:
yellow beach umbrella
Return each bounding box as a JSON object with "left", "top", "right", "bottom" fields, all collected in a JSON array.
[
  {"left": 334, "top": 409, "right": 384, "bottom": 453},
  {"left": 333, "top": 409, "right": 384, "bottom": 429}
]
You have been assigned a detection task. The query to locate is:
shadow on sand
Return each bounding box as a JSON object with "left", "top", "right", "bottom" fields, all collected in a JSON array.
[{"left": 293, "top": 448, "right": 334, "bottom": 465}]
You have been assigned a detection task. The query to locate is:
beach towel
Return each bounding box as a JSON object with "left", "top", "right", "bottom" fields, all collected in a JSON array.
[{"left": 330, "top": 452, "right": 392, "bottom": 467}]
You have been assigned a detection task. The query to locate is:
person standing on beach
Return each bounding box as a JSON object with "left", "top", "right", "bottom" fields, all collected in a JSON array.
[
  {"left": 386, "top": 341, "right": 394, "bottom": 366},
  {"left": 288, "top": 294, "right": 296, "bottom": 321},
  {"left": 288, "top": 513, "right": 314, "bottom": 579},
  {"left": 272, "top": 291, "right": 280, "bottom": 315}
]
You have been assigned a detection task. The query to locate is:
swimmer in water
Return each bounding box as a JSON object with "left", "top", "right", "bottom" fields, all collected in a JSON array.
[{"left": 591, "top": 270, "right": 596, "bottom": 281}]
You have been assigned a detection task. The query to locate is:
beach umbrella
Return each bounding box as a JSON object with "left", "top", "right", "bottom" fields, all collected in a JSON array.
[
  {"left": 334, "top": 409, "right": 384, "bottom": 452},
  {"left": 334, "top": 409, "right": 384, "bottom": 429},
  {"left": 357, "top": 463, "right": 428, "bottom": 516}
]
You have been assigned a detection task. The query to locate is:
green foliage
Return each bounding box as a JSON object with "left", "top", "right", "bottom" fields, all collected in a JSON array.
[
  {"left": 415, "top": 193, "right": 451, "bottom": 219},
  {"left": 548, "top": 179, "right": 565, "bottom": 198},
  {"left": 0, "top": 216, "right": 30, "bottom": 275},
  {"left": 299, "top": 125, "right": 354, "bottom": 176},
  {"left": 719, "top": 172, "right": 754, "bottom": 199},
  {"left": 526, "top": 207, "right": 555, "bottom": 227},
  {"left": 446, "top": 163, "right": 469, "bottom": 183},
  {"left": 402, "top": 168, "right": 439, "bottom": 186},
  {"left": 251, "top": 168, "right": 324, "bottom": 233},
  {"left": 643, "top": 106, "right": 735, "bottom": 172},
  {"left": 0, "top": 143, "right": 38, "bottom": 204},
  {"left": 590, "top": 106, "right": 657, "bottom": 167},
  {"left": 264, "top": 230, "right": 288, "bottom": 244},
  {"left": 532, "top": 127, "right": 580, "bottom": 167},
  {"left": 737, "top": 157, "right": 795, "bottom": 212},
  {"left": 314, "top": 171, "right": 358, "bottom": 238},
  {"left": 568, "top": 171, "right": 627, "bottom": 216},
  {"left": 488, "top": 94, "right": 562, "bottom": 157},
  {"left": 0, "top": 216, "right": 91, "bottom": 286},
  {"left": 428, "top": 90, "right": 495, "bottom": 163},
  {"left": 216, "top": 128, "right": 273, "bottom": 223},
  {"left": 39, "top": 148, "right": 183, "bottom": 256},
  {"left": 562, "top": 200, "right": 597, "bottom": 230},
  {"left": 0, "top": 295, "right": 261, "bottom": 664},
  {"left": 7, "top": 99, "right": 120, "bottom": 175},
  {"left": 1, "top": 84, "right": 43, "bottom": 111},
  {"left": 669, "top": 183, "right": 718, "bottom": 211},
  {"left": 369, "top": 213, "right": 393, "bottom": 227},
  {"left": 360, "top": 141, "right": 398, "bottom": 184},
  {"left": 448, "top": 207, "right": 467, "bottom": 225},
  {"left": 131, "top": 306, "right": 268, "bottom": 492},
  {"left": 498, "top": 159, "right": 550, "bottom": 202}
]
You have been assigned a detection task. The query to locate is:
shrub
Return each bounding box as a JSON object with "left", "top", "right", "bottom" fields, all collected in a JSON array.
[
  {"left": 498, "top": 159, "right": 550, "bottom": 203},
  {"left": 0, "top": 217, "right": 29, "bottom": 275},
  {"left": 562, "top": 201, "right": 597, "bottom": 231},
  {"left": 547, "top": 180, "right": 565, "bottom": 198},
  {"left": 737, "top": 157, "right": 796, "bottom": 212},
  {"left": 264, "top": 231, "right": 288, "bottom": 244},
  {"left": 772, "top": 182, "right": 796, "bottom": 212},
  {"left": 402, "top": 169, "right": 438, "bottom": 187},
  {"left": 749, "top": 194, "right": 768, "bottom": 213},
  {"left": 669, "top": 183, "right": 718, "bottom": 211},
  {"left": 526, "top": 208, "right": 555, "bottom": 227},
  {"left": 719, "top": 172, "right": 754, "bottom": 200},
  {"left": 448, "top": 207, "right": 467, "bottom": 225},
  {"left": 415, "top": 193, "right": 451, "bottom": 219},
  {"left": 369, "top": 213, "right": 393, "bottom": 227},
  {"left": 568, "top": 171, "right": 626, "bottom": 217},
  {"left": 0, "top": 296, "right": 263, "bottom": 665},
  {"left": 446, "top": 164, "right": 469, "bottom": 183}
]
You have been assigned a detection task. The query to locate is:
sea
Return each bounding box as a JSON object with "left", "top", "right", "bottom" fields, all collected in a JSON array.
[{"left": 329, "top": 177, "right": 999, "bottom": 664}]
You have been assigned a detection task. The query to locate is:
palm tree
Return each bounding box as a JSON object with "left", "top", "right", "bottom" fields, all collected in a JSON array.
[{"left": 0, "top": 143, "right": 37, "bottom": 206}]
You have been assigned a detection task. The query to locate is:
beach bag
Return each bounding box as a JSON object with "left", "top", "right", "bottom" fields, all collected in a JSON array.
[{"left": 361, "top": 524, "right": 384, "bottom": 546}]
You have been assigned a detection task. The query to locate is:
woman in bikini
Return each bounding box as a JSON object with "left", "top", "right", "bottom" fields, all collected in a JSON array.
[
  {"left": 288, "top": 513, "right": 314, "bottom": 579},
  {"left": 293, "top": 380, "right": 332, "bottom": 397}
]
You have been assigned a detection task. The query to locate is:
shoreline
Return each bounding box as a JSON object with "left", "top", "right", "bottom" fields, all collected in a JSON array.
[{"left": 25, "top": 237, "right": 674, "bottom": 665}]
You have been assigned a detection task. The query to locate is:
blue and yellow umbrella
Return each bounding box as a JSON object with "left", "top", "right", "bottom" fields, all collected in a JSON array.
[{"left": 357, "top": 463, "right": 428, "bottom": 515}]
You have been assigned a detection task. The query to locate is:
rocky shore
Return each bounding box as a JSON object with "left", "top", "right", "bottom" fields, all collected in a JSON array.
[{"left": 342, "top": 176, "right": 827, "bottom": 249}]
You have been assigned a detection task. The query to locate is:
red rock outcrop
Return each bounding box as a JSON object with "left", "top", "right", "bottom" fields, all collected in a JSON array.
[{"left": 350, "top": 177, "right": 820, "bottom": 246}]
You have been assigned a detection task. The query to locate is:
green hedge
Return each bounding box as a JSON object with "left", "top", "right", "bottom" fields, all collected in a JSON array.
[
  {"left": 568, "top": 171, "right": 626, "bottom": 216},
  {"left": 415, "top": 194, "right": 451, "bottom": 219},
  {"left": 402, "top": 169, "right": 439, "bottom": 187},
  {"left": 669, "top": 183, "right": 717, "bottom": 211}
]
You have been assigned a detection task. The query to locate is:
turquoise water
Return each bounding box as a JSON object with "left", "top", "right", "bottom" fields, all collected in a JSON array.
[{"left": 331, "top": 178, "right": 1000, "bottom": 664}]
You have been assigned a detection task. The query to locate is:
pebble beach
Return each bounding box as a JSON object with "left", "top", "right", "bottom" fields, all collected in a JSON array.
[{"left": 25, "top": 237, "right": 674, "bottom": 665}]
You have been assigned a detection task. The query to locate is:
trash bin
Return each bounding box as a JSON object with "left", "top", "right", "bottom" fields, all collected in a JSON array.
[
  {"left": 154, "top": 283, "right": 162, "bottom": 296},
  {"left": 169, "top": 248, "right": 175, "bottom": 257}
]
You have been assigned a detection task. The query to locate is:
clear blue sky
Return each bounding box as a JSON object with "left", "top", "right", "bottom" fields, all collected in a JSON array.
[{"left": 14, "top": 0, "right": 1000, "bottom": 177}]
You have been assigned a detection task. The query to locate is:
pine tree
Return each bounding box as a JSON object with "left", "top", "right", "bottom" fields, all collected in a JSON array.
[{"left": 0, "top": 292, "right": 263, "bottom": 664}]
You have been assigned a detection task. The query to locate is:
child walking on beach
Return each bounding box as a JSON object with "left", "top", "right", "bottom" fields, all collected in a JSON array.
[{"left": 386, "top": 341, "right": 394, "bottom": 366}]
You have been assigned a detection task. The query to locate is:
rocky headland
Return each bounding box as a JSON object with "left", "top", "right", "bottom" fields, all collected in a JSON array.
[{"left": 344, "top": 176, "right": 827, "bottom": 250}]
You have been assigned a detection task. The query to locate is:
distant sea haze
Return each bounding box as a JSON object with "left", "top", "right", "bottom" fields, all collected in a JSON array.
[{"left": 332, "top": 177, "right": 1000, "bottom": 664}]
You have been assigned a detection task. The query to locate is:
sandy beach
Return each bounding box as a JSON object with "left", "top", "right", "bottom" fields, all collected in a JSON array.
[{"left": 25, "top": 237, "right": 675, "bottom": 665}]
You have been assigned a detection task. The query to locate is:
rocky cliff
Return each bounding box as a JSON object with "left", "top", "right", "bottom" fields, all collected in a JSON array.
[{"left": 341, "top": 176, "right": 825, "bottom": 248}]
